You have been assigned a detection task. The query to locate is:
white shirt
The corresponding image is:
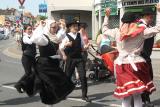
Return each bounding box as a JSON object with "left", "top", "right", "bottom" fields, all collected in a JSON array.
[
  {"left": 102, "top": 11, "right": 160, "bottom": 71},
  {"left": 23, "top": 33, "right": 32, "bottom": 44},
  {"left": 59, "top": 32, "right": 85, "bottom": 50},
  {"left": 23, "top": 25, "right": 48, "bottom": 46}
]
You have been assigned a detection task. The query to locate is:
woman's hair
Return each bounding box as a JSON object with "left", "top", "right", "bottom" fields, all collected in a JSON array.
[{"left": 23, "top": 24, "right": 32, "bottom": 31}]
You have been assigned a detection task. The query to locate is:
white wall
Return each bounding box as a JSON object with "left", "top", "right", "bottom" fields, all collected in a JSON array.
[
  {"left": 51, "top": 10, "right": 92, "bottom": 38},
  {"left": 46, "top": 0, "right": 92, "bottom": 11}
]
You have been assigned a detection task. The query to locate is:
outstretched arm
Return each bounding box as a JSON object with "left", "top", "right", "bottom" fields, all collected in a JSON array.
[
  {"left": 102, "top": 8, "right": 118, "bottom": 39},
  {"left": 143, "top": 4, "right": 160, "bottom": 38}
]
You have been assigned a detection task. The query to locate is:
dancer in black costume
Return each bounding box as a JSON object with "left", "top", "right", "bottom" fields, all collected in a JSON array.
[{"left": 15, "top": 19, "right": 75, "bottom": 107}]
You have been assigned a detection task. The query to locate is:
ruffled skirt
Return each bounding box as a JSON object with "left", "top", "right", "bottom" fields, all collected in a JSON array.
[
  {"left": 114, "top": 62, "right": 156, "bottom": 99},
  {"left": 15, "top": 57, "right": 75, "bottom": 104}
]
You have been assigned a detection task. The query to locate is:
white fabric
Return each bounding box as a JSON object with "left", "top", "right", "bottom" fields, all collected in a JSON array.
[
  {"left": 43, "top": 19, "right": 60, "bottom": 44},
  {"left": 122, "top": 94, "right": 142, "bottom": 107},
  {"left": 59, "top": 32, "right": 84, "bottom": 50},
  {"left": 46, "top": 105, "right": 53, "bottom": 107},
  {"left": 49, "top": 55, "right": 61, "bottom": 59},
  {"left": 122, "top": 96, "right": 132, "bottom": 107},
  {"left": 117, "top": 53, "right": 138, "bottom": 71},
  {"left": 133, "top": 94, "right": 142, "bottom": 107},
  {"left": 102, "top": 11, "right": 160, "bottom": 66},
  {"left": 30, "top": 25, "right": 48, "bottom": 46},
  {"left": 43, "top": 19, "right": 55, "bottom": 36},
  {"left": 23, "top": 33, "right": 32, "bottom": 44},
  {"left": 30, "top": 19, "right": 59, "bottom": 46}
]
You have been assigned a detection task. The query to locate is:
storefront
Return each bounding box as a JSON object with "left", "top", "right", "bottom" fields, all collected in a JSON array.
[
  {"left": 45, "top": 0, "right": 93, "bottom": 39},
  {"left": 93, "top": 0, "right": 120, "bottom": 40}
]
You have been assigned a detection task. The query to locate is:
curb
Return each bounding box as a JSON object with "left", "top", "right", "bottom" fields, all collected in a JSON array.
[{"left": 2, "top": 47, "right": 22, "bottom": 59}]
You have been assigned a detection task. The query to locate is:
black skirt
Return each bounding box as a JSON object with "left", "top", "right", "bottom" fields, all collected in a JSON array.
[{"left": 15, "top": 57, "right": 75, "bottom": 105}]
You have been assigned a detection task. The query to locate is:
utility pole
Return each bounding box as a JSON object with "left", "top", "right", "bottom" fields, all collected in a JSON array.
[{"left": 18, "top": 0, "right": 25, "bottom": 41}]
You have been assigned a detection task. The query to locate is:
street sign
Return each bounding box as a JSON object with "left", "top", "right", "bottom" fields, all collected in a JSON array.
[
  {"left": 18, "top": 0, "right": 25, "bottom": 6},
  {"left": 102, "top": 0, "right": 118, "bottom": 16},
  {"left": 122, "top": 0, "right": 159, "bottom": 7},
  {"left": 39, "top": 3, "right": 47, "bottom": 13}
]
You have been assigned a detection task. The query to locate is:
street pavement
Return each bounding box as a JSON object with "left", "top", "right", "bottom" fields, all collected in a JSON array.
[{"left": 0, "top": 37, "right": 160, "bottom": 107}]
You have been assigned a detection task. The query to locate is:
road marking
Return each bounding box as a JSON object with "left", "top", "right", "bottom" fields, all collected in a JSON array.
[
  {"left": 2, "top": 47, "right": 21, "bottom": 59},
  {"left": 2, "top": 85, "right": 16, "bottom": 90},
  {"left": 2, "top": 85, "right": 121, "bottom": 107},
  {"left": 67, "top": 97, "right": 121, "bottom": 107}
]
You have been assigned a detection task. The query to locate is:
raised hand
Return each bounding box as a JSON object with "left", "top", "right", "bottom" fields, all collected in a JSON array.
[{"left": 105, "top": 8, "right": 111, "bottom": 17}]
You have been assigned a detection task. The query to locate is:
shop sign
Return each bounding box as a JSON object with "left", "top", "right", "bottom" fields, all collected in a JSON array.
[
  {"left": 122, "top": 0, "right": 159, "bottom": 7},
  {"left": 39, "top": 3, "right": 47, "bottom": 13},
  {"left": 102, "top": 0, "right": 118, "bottom": 16}
]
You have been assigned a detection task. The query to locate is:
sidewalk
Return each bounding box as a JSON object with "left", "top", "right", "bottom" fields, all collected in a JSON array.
[{"left": 2, "top": 44, "right": 22, "bottom": 59}]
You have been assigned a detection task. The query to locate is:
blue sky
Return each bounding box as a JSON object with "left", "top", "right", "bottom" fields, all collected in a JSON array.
[{"left": 0, "top": 0, "right": 45, "bottom": 16}]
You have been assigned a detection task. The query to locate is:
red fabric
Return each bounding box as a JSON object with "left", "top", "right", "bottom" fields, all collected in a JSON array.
[
  {"left": 130, "top": 26, "right": 145, "bottom": 37},
  {"left": 80, "top": 31, "right": 89, "bottom": 44},
  {"left": 101, "top": 51, "right": 118, "bottom": 75},
  {"left": 114, "top": 62, "right": 156, "bottom": 99},
  {"left": 120, "top": 22, "right": 146, "bottom": 41}
]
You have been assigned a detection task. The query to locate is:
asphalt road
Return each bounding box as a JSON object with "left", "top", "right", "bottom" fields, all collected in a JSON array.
[{"left": 0, "top": 37, "right": 160, "bottom": 107}]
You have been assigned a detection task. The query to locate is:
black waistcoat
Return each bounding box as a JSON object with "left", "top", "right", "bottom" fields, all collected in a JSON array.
[
  {"left": 65, "top": 33, "right": 82, "bottom": 58},
  {"left": 22, "top": 37, "right": 36, "bottom": 57},
  {"left": 38, "top": 35, "right": 58, "bottom": 57}
]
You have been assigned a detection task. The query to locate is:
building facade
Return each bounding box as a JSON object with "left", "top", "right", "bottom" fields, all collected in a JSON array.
[
  {"left": 46, "top": 0, "right": 94, "bottom": 39},
  {"left": 94, "top": 0, "right": 160, "bottom": 44},
  {"left": 93, "top": 0, "right": 120, "bottom": 40},
  {"left": 46, "top": 0, "right": 160, "bottom": 42}
]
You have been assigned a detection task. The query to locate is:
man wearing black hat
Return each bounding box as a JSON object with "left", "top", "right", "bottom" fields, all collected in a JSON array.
[
  {"left": 140, "top": 7, "right": 156, "bottom": 107},
  {"left": 59, "top": 21, "right": 91, "bottom": 102}
]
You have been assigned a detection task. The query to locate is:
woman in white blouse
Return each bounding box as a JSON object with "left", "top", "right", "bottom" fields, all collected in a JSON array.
[
  {"left": 102, "top": 4, "right": 160, "bottom": 107},
  {"left": 15, "top": 19, "right": 75, "bottom": 107}
]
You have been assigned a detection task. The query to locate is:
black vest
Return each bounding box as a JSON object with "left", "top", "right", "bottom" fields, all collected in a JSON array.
[
  {"left": 65, "top": 33, "right": 82, "bottom": 58},
  {"left": 38, "top": 35, "right": 59, "bottom": 57},
  {"left": 22, "top": 37, "right": 36, "bottom": 57},
  {"left": 141, "top": 36, "right": 154, "bottom": 62}
]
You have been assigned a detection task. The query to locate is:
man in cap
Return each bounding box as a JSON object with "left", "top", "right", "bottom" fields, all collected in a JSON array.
[{"left": 140, "top": 7, "right": 156, "bottom": 107}]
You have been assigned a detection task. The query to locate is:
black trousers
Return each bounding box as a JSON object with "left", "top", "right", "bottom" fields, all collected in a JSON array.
[
  {"left": 141, "top": 60, "right": 153, "bottom": 103},
  {"left": 21, "top": 55, "right": 36, "bottom": 75},
  {"left": 15, "top": 55, "right": 36, "bottom": 93},
  {"left": 65, "top": 57, "right": 87, "bottom": 98}
]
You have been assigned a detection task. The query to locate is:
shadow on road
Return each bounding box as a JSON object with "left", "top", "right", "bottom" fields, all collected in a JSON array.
[
  {"left": 72, "top": 103, "right": 109, "bottom": 107},
  {"left": 2, "top": 82, "right": 17, "bottom": 85},
  {"left": 0, "top": 96, "right": 40, "bottom": 105},
  {"left": 152, "top": 98, "right": 160, "bottom": 106},
  {"left": 89, "top": 92, "right": 114, "bottom": 101}
]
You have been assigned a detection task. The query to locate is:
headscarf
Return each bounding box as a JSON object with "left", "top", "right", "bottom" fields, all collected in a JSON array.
[
  {"left": 43, "top": 19, "right": 60, "bottom": 44},
  {"left": 120, "top": 12, "right": 146, "bottom": 41}
]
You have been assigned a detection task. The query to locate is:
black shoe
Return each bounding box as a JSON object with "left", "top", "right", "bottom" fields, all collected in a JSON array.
[
  {"left": 82, "top": 97, "right": 92, "bottom": 102},
  {"left": 14, "top": 84, "right": 24, "bottom": 93}
]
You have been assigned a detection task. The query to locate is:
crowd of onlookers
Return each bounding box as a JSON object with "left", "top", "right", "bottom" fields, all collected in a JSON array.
[
  {"left": 0, "top": 24, "right": 10, "bottom": 40},
  {"left": 0, "top": 21, "right": 15, "bottom": 40}
]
